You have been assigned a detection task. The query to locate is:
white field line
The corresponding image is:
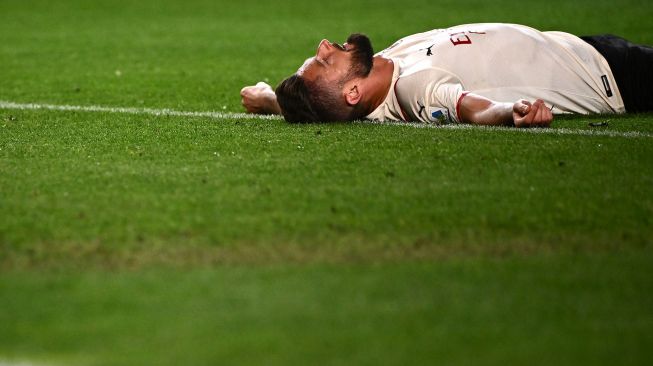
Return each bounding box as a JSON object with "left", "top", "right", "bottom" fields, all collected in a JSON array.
[
  {"left": 360, "top": 119, "right": 653, "bottom": 139},
  {"left": 0, "top": 100, "right": 283, "bottom": 121},
  {"left": 1, "top": 100, "right": 651, "bottom": 139}
]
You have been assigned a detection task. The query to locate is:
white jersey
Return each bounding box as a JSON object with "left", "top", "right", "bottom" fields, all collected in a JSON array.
[{"left": 366, "top": 23, "right": 625, "bottom": 123}]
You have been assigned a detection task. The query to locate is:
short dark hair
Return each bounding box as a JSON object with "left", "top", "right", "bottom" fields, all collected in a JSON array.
[
  {"left": 275, "top": 74, "right": 353, "bottom": 123},
  {"left": 276, "top": 33, "right": 374, "bottom": 123}
]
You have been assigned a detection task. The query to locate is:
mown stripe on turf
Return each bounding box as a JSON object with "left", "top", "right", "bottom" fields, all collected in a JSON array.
[
  {"left": 0, "top": 361, "right": 51, "bottom": 366},
  {"left": 1, "top": 100, "right": 651, "bottom": 139}
]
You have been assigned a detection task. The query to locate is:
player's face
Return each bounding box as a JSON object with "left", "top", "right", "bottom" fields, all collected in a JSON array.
[
  {"left": 298, "top": 34, "right": 374, "bottom": 87},
  {"left": 298, "top": 39, "right": 353, "bottom": 85}
]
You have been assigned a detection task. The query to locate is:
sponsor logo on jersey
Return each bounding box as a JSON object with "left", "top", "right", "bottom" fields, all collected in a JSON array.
[
  {"left": 427, "top": 107, "right": 451, "bottom": 124},
  {"left": 601, "top": 75, "right": 613, "bottom": 97}
]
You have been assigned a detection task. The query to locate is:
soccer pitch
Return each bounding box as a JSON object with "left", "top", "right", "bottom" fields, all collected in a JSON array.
[{"left": 1, "top": 0, "right": 652, "bottom": 365}]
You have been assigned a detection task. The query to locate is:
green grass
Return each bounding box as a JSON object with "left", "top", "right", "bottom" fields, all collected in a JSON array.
[
  {"left": 1, "top": 0, "right": 653, "bottom": 364},
  {"left": 1, "top": 110, "right": 652, "bottom": 268},
  {"left": 2, "top": 254, "right": 652, "bottom": 366}
]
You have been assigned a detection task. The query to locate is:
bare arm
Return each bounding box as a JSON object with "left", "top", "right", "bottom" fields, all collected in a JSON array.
[
  {"left": 240, "top": 82, "right": 282, "bottom": 115},
  {"left": 458, "top": 93, "right": 553, "bottom": 127}
]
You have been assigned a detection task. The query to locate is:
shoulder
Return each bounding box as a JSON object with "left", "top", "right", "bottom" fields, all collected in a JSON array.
[{"left": 394, "top": 69, "right": 465, "bottom": 123}]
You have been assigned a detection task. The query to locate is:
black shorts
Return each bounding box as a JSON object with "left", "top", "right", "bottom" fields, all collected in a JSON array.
[{"left": 581, "top": 34, "right": 653, "bottom": 112}]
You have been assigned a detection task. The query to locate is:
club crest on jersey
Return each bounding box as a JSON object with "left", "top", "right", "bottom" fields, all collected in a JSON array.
[{"left": 427, "top": 107, "right": 451, "bottom": 124}]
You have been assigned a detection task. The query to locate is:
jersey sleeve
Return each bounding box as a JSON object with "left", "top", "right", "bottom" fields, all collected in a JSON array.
[
  {"left": 428, "top": 83, "right": 466, "bottom": 123},
  {"left": 395, "top": 69, "right": 467, "bottom": 124}
]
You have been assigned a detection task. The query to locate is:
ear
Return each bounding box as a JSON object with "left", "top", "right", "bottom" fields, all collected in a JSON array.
[{"left": 343, "top": 81, "right": 362, "bottom": 106}]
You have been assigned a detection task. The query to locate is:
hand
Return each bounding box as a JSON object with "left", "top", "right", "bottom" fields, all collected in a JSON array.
[
  {"left": 240, "top": 81, "right": 281, "bottom": 115},
  {"left": 512, "top": 99, "right": 553, "bottom": 128}
]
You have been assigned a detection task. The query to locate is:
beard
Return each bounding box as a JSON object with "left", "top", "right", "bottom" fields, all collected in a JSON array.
[{"left": 346, "top": 33, "right": 374, "bottom": 78}]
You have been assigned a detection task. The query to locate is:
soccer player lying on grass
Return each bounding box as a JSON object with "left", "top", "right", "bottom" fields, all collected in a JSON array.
[{"left": 241, "top": 23, "right": 653, "bottom": 127}]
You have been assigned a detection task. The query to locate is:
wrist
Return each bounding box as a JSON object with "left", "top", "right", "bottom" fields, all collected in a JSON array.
[{"left": 264, "top": 91, "right": 281, "bottom": 115}]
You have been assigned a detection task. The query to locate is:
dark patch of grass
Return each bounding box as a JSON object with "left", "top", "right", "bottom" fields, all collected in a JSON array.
[{"left": 1, "top": 252, "right": 652, "bottom": 366}]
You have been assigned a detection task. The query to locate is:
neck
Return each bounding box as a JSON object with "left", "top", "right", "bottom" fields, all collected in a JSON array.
[{"left": 359, "top": 56, "right": 394, "bottom": 115}]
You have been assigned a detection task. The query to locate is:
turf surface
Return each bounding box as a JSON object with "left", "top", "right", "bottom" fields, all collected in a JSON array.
[{"left": 1, "top": 0, "right": 652, "bottom": 365}]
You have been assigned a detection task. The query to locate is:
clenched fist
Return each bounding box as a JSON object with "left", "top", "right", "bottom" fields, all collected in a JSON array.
[
  {"left": 240, "top": 82, "right": 282, "bottom": 115},
  {"left": 513, "top": 99, "right": 553, "bottom": 127}
]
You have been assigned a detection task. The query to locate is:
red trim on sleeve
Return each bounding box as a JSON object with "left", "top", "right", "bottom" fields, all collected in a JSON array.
[
  {"left": 394, "top": 81, "right": 410, "bottom": 121},
  {"left": 455, "top": 92, "right": 469, "bottom": 123}
]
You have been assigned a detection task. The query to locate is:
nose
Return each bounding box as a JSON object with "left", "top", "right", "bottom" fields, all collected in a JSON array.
[{"left": 316, "top": 39, "right": 334, "bottom": 58}]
